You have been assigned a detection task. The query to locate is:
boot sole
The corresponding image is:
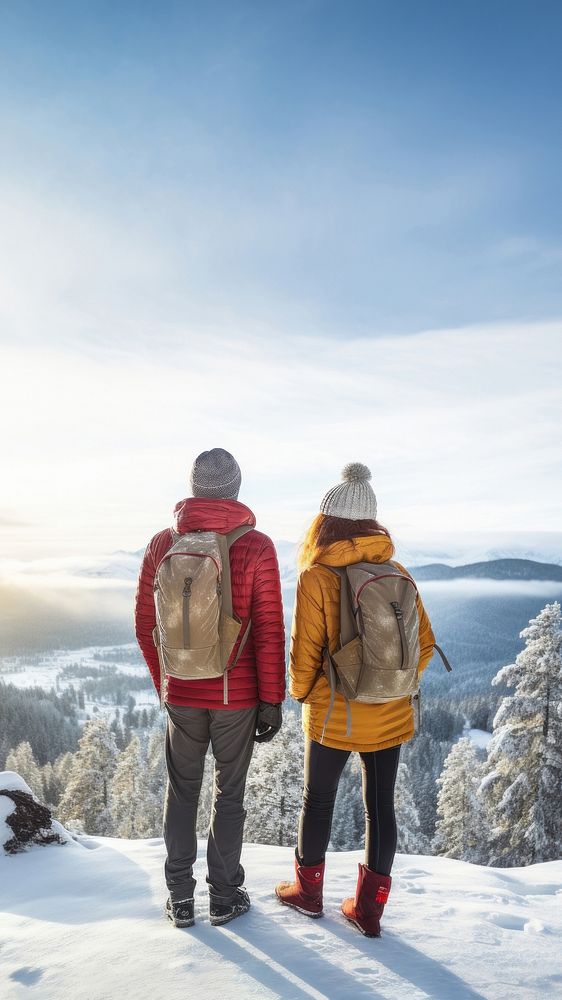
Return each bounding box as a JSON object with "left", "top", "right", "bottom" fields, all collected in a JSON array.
[
  {"left": 209, "top": 906, "right": 250, "bottom": 927},
  {"left": 166, "top": 911, "right": 195, "bottom": 928},
  {"left": 276, "top": 893, "right": 323, "bottom": 918},
  {"left": 342, "top": 913, "right": 380, "bottom": 938}
]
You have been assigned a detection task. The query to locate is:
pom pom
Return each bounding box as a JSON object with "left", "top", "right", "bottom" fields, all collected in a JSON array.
[{"left": 342, "top": 462, "right": 371, "bottom": 483}]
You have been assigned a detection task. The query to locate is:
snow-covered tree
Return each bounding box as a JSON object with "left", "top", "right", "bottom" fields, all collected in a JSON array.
[
  {"left": 433, "top": 737, "right": 483, "bottom": 861},
  {"left": 479, "top": 602, "right": 562, "bottom": 866},
  {"left": 143, "top": 725, "right": 166, "bottom": 837},
  {"left": 41, "top": 751, "right": 74, "bottom": 810},
  {"left": 58, "top": 720, "right": 118, "bottom": 834},
  {"left": 5, "top": 742, "right": 44, "bottom": 800},
  {"left": 330, "top": 754, "right": 365, "bottom": 851},
  {"left": 403, "top": 733, "right": 452, "bottom": 844},
  {"left": 196, "top": 753, "right": 215, "bottom": 837},
  {"left": 396, "top": 760, "right": 429, "bottom": 855},
  {"left": 244, "top": 712, "right": 304, "bottom": 846},
  {"left": 110, "top": 736, "right": 152, "bottom": 838}
]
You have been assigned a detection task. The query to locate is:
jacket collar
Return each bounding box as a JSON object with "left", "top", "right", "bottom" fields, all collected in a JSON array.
[
  {"left": 316, "top": 533, "right": 395, "bottom": 567},
  {"left": 173, "top": 497, "right": 256, "bottom": 535}
]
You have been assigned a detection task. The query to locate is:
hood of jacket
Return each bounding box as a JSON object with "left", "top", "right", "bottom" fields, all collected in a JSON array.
[
  {"left": 316, "top": 533, "right": 395, "bottom": 567},
  {"left": 173, "top": 497, "right": 256, "bottom": 535}
]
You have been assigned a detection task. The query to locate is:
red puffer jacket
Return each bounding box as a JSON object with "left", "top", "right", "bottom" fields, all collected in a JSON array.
[{"left": 134, "top": 497, "right": 286, "bottom": 709}]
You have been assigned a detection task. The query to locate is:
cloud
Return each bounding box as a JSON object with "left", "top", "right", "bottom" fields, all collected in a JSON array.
[
  {"left": 1, "top": 318, "right": 561, "bottom": 557},
  {"left": 0, "top": 513, "right": 28, "bottom": 527}
]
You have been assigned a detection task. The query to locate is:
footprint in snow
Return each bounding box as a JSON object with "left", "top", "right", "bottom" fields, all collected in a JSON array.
[
  {"left": 523, "top": 918, "right": 547, "bottom": 935},
  {"left": 486, "top": 912, "right": 527, "bottom": 931},
  {"left": 353, "top": 965, "right": 381, "bottom": 977},
  {"left": 10, "top": 968, "right": 44, "bottom": 986},
  {"left": 522, "top": 884, "right": 561, "bottom": 896}
]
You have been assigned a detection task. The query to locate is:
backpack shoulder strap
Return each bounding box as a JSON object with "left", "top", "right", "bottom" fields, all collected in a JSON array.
[
  {"left": 317, "top": 564, "right": 358, "bottom": 647},
  {"left": 433, "top": 642, "right": 453, "bottom": 672},
  {"left": 217, "top": 526, "right": 253, "bottom": 618},
  {"left": 225, "top": 524, "right": 254, "bottom": 548}
]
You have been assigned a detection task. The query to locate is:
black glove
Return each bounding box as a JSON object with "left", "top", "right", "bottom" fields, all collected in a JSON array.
[{"left": 254, "top": 702, "right": 282, "bottom": 743}]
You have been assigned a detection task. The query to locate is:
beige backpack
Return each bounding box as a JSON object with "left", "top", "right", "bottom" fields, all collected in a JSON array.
[
  {"left": 319, "top": 561, "right": 452, "bottom": 740},
  {"left": 152, "top": 526, "right": 253, "bottom": 706}
]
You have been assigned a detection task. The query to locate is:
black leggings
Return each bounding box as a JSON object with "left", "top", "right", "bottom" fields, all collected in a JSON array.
[{"left": 298, "top": 739, "right": 401, "bottom": 875}]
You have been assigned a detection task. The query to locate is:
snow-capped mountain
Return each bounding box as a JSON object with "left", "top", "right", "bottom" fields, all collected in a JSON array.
[
  {"left": 1, "top": 531, "right": 560, "bottom": 588},
  {"left": 411, "top": 558, "right": 562, "bottom": 582}
]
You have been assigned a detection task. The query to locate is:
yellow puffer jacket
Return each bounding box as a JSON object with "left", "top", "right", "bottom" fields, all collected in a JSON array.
[{"left": 289, "top": 534, "right": 435, "bottom": 752}]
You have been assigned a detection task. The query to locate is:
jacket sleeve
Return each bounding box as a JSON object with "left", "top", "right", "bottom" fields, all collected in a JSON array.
[
  {"left": 251, "top": 537, "right": 286, "bottom": 703},
  {"left": 392, "top": 560, "right": 435, "bottom": 676},
  {"left": 289, "top": 569, "right": 328, "bottom": 702},
  {"left": 134, "top": 536, "right": 161, "bottom": 695},
  {"left": 415, "top": 593, "right": 436, "bottom": 676}
]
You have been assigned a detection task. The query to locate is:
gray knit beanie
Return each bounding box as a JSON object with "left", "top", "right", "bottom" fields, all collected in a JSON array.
[
  {"left": 190, "top": 448, "right": 242, "bottom": 500},
  {"left": 320, "top": 463, "right": 377, "bottom": 520}
]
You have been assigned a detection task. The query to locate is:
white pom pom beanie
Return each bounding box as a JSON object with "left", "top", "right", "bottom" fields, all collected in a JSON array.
[{"left": 320, "top": 463, "right": 378, "bottom": 521}]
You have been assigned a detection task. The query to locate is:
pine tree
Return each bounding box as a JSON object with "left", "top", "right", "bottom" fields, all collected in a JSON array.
[
  {"left": 403, "top": 733, "right": 452, "bottom": 846},
  {"left": 244, "top": 712, "right": 304, "bottom": 846},
  {"left": 433, "top": 737, "right": 483, "bottom": 861},
  {"left": 53, "top": 751, "right": 73, "bottom": 797},
  {"left": 110, "top": 736, "right": 152, "bottom": 838},
  {"left": 330, "top": 754, "right": 365, "bottom": 851},
  {"left": 5, "top": 741, "right": 44, "bottom": 799},
  {"left": 58, "top": 719, "right": 118, "bottom": 834},
  {"left": 396, "top": 760, "right": 429, "bottom": 855},
  {"left": 144, "top": 724, "right": 167, "bottom": 836},
  {"left": 479, "top": 602, "right": 562, "bottom": 866},
  {"left": 196, "top": 752, "right": 216, "bottom": 837}
]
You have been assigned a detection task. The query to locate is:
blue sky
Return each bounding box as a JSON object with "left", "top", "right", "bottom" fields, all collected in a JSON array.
[
  {"left": 2, "top": 0, "right": 561, "bottom": 338},
  {"left": 0, "top": 1, "right": 561, "bottom": 558}
]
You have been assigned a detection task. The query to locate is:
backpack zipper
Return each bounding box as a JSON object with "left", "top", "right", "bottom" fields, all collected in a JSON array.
[
  {"left": 355, "top": 573, "right": 417, "bottom": 604},
  {"left": 390, "top": 600, "right": 408, "bottom": 669},
  {"left": 158, "top": 551, "right": 220, "bottom": 575},
  {"left": 183, "top": 577, "right": 193, "bottom": 648}
]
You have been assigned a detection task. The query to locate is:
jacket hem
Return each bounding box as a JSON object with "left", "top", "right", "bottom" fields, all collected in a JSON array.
[
  {"left": 303, "top": 723, "right": 415, "bottom": 753},
  {"left": 164, "top": 696, "right": 261, "bottom": 710}
]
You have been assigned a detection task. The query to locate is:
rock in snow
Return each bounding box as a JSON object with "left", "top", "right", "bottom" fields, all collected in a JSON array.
[{"left": 0, "top": 772, "right": 68, "bottom": 855}]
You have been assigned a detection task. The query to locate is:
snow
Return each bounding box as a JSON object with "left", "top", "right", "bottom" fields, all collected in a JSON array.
[
  {"left": 1, "top": 773, "right": 72, "bottom": 852},
  {"left": 0, "top": 771, "right": 33, "bottom": 794},
  {"left": 0, "top": 794, "right": 16, "bottom": 847},
  {"left": 0, "top": 834, "right": 560, "bottom": 1000},
  {"left": 466, "top": 729, "right": 493, "bottom": 750}
]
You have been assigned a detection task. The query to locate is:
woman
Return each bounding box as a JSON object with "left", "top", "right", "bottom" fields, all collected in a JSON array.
[{"left": 275, "top": 463, "right": 435, "bottom": 937}]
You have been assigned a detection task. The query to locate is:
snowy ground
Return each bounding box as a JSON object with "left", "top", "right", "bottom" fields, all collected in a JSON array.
[
  {"left": 0, "top": 643, "right": 158, "bottom": 722},
  {"left": 1, "top": 833, "right": 561, "bottom": 1000},
  {"left": 0, "top": 643, "right": 145, "bottom": 689}
]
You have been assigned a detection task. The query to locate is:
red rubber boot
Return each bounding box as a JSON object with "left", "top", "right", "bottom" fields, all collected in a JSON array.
[
  {"left": 341, "top": 864, "right": 391, "bottom": 937},
  {"left": 275, "top": 852, "right": 325, "bottom": 917}
]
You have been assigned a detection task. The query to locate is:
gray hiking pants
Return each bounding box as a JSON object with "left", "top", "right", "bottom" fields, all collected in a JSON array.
[{"left": 163, "top": 703, "right": 258, "bottom": 904}]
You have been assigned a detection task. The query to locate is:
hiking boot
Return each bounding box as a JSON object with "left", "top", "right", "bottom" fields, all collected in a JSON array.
[
  {"left": 209, "top": 887, "right": 251, "bottom": 926},
  {"left": 166, "top": 896, "right": 195, "bottom": 928},
  {"left": 341, "top": 864, "right": 391, "bottom": 937},
  {"left": 275, "top": 851, "right": 325, "bottom": 917}
]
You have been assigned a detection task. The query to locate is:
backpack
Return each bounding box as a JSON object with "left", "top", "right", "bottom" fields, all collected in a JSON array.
[
  {"left": 152, "top": 526, "right": 253, "bottom": 707},
  {"left": 318, "top": 560, "right": 452, "bottom": 741}
]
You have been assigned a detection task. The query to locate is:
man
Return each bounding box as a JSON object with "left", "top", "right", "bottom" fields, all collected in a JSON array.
[{"left": 135, "top": 448, "right": 285, "bottom": 927}]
